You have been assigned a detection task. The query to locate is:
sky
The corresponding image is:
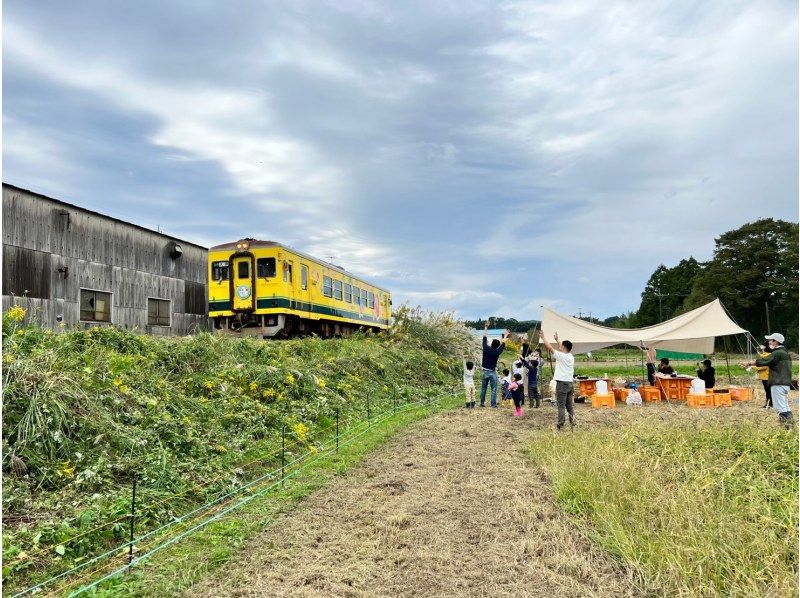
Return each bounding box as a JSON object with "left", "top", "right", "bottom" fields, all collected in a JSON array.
[{"left": 3, "top": 0, "right": 798, "bottom": 322}]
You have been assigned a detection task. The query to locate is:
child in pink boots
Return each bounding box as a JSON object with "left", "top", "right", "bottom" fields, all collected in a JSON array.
[{"left": 510, "top": 373, "right": 525, "bottom": 417}]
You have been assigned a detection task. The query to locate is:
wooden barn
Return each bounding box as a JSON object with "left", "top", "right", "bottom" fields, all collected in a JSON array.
[{"left": 2, "top": 184, "right": 209, "bottom": 335}]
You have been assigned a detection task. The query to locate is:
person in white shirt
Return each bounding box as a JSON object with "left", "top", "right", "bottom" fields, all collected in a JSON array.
[
  {"left": 463, "top": 359, "right": 476, "bottom": 409},
  {"left": 512, "top": 359, "right": 525, "bottom": 382},
  {"left": 626, "top": 383, "right": 643, "bottom": 406},
  {"left": 540, "top": 330, "right": 576, "bottom": 430}
]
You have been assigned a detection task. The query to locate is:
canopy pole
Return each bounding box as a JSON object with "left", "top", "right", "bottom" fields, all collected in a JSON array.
[
  {"left": 723, "top": 335, "right": 733, "bottom": 386},
  {"left": 640, "top": 343, "right": 646, "bottom": 387}
]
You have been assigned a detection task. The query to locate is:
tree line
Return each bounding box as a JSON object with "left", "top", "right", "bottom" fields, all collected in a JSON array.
[{"left": 466, "top": 218, "right": 799, "bottom": 349}]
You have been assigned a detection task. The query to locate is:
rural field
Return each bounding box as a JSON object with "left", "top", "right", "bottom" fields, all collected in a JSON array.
[{"left": 2, "top": 308, "right": 797, "bottom": 597}]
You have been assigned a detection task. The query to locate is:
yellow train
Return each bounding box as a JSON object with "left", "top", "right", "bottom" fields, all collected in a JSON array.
[{"left": 208, "top": 239, "right": 391, "bottom": 337}]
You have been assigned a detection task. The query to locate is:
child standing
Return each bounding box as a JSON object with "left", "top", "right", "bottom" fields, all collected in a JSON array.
[
  {"left": 525, "top": 351, "right": 540, "bottom": 407},
  {"left": 501, "top": 368, "right": 512, "bottom": 405},
  {"left": 463, "top": 359, "right": 476, "bottom": 408},
  {"left": 510, "top": 373, "right": 525, "bottom": 417}
]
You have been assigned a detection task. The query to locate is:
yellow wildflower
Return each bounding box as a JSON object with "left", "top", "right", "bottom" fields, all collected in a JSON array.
[
  {"left": 262, "top": 389, "right": 276, "bottom": 399},
  {"left": 214, "top": 444, "right": 228, "bottom": 453},
  {"left": 5, "top": 305, "right": 26, "bottom": 322},
  {"left": 293, "top": 422, "right": 308, "bottom": 441},
  {"left": 203, "top": 380, "right": 214, "bottom": 391},
  {"left": 249, "top": 382, "right": 258, "bottom": 392},
  {"left": 60, "top": 461, "right": 75, "bottom": 477},
  {"left": 317, "top": 378, "right": 326, "bottom": 389},
  {"left": 286, "top": 374, "right": 296, "bottom": 385}
]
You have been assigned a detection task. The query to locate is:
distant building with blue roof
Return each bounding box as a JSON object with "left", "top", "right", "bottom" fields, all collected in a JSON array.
[{"left": 472, "top": 328, "right": 506, "bottom": 342}]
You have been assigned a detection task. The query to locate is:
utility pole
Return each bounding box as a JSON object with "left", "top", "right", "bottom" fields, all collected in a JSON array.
[{"left": 765, "top": 302, "right": 771, "bottom": 333}]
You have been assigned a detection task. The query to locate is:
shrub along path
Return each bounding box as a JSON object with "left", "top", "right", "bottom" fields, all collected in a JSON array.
[{"left": 187, "top": 406, "right": 637, "bottom": 597}]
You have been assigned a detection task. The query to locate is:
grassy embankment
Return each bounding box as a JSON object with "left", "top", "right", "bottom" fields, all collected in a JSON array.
[{"left": 1, "top": 305, "right": 474, "bottom": 595}]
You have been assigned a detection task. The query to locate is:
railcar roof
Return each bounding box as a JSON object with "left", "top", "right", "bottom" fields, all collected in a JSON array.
[{"left": 209, "top": 239, "right": 390, "bottom": 293}]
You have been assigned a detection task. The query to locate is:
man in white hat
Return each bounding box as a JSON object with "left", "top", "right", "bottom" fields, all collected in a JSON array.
[{"left": 745, "top": 333, "right": 793, "bottom": 428}]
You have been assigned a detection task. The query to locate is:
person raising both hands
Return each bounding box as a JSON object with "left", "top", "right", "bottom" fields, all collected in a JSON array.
[
  {"left": 539, "top": 330, "right": 576, "bottom": 431},
  {"left": 480, "top": 320, "right": 509, "bottom": 408}
]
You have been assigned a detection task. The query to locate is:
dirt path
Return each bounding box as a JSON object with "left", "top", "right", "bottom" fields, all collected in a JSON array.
[{"left": 187, "top": 406, "right": 638, "bottom": 597}]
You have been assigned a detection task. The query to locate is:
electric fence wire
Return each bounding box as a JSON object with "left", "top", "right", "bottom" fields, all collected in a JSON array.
[
  {"left": 11, "top": 387, "right": 459, "bottom": 598},
  {"left": 68, "top": 391, "right": 454, "bottom": 597}
]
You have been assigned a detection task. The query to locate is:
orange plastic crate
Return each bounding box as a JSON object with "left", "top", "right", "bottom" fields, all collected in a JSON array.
[
  {"left": 612, "top": 388, "right": 628, "bottom": 401},
  {"left": 687, "top": 393, "right": 714, "bottom": 408},
  {"left": 640, "top": 386, "right": 661, "bottom": 402},
  {"left": 713, "top": 392, "right": 732, "bottom": 407},
  {"left": 591, "top": 393, "right": 615, "bottom": 408},
  {"left": 729, "top": 387, "right": 753, "bottom": 402}
]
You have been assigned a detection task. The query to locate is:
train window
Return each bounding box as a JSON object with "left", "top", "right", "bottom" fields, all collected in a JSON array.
[
  {"left": 301, "top": 265, "right": 308, "bottom": 290},
  {"left": 283, "top": 262, "right": 293, "bottom": 283},
  {"left": 333, "top": 280, "right": 343, "bottom": 300},
  {"left": 323, "top": 276, "right": 332, "bottom": 297},
  {"left": 257, "top": 258, "right": 276, "bottom": 278},
  {"left": 237, "top": 261, "right": 250, "bottom": 279},
  {"left": 352, "top": 286, "right": 360, "bottom": 305},
  {"left": 368, "top": 291, "right": 375, "bottom": 308},
  {"left": 147, "top": 298, "right": 171, "bottom": 327},
  {"left": 344, "top": 283, "right": 352, "bottom": 303},
  {"left": 361, "top": 289, "right": 368, "bottom": 306},
  {"left": 212, "top": 261, "right": 229, "bottom": 281},
  {"left": 80, "top": 289, "right": 112, "bottom": 323}
]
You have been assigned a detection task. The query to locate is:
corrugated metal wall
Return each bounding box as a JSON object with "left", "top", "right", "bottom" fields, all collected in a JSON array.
[{"left": 1, "top": 185, "right": 210, "bottom": 335}]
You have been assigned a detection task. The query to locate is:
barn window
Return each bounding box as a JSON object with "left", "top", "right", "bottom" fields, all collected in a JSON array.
[
  {"left": 147, "top": 298, "right": 171, "bottom": 327},
  {"left": 344, "top": 283, "right": 352, "bottom": 303},
  {"left": 212, "top": 261, "right": 229, "bottom": 281},
  {"left": 80, "top": 289, "right": 112, "bottom": 323},
  {"left": 333, "top": 280, "right": 343, "bottom": 300},
  {"left": 323, "top": 276, "right": 332, "bottom": 297},
  {"left": 257, "top": 258, "right": 276, "bottom": 278}
]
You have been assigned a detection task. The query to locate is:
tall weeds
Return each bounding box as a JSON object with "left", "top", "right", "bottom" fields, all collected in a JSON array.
[{"left": 2, "top": 309, "right": 473, "bottom": 591}]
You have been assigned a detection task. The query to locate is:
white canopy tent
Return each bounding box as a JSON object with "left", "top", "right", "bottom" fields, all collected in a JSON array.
[{"left": 540, "top": 299, "right": 749, "bottom": 356}]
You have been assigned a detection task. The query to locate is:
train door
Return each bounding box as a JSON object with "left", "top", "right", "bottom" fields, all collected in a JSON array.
[
  {"left": 299, "top": 263, "right": 311, "bottom": 311},
  {"left": 231, "top": 254, "right": 255, "bottom": 311}
]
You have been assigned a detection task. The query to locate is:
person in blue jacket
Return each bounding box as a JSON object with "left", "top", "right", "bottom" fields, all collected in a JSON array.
[{"left": 480, "top": 321, "right": 509, "bottom": 408}]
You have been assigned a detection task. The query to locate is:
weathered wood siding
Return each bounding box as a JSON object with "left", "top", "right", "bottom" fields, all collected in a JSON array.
[{"left": 2, "top": 185, "right": 209, "bottom": 335}]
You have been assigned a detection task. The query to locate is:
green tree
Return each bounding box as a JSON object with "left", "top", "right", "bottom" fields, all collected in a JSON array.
[
  {"left": 685, "top": 218, "right": 799, "bottom": 349},
  {"left": 633, "top": 258, "right": 704, "bottom": 326}
]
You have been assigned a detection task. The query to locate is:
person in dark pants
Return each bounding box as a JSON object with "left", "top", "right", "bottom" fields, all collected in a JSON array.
[
  {"left": 479, "top": 321, "right": 508, "bottom": 408},
  {"left": 756, "top": 343, "right": 773, "bottom": 408},
  {"left": 540, "top": 330, "right": 575, "bottom": 430},
  {"left": 510, "top": 373, "right": 525, "bottom": 417},
  {"left": 525, "top": 350, "right": 541, "bottom": 407},
  {"left": 520, "top": 341, "right": 532, "bottom": 400},
  {"left": 696, "top": 359, "right": 716, "bottom": 388},
  {"left": 641, "top": 346, "right": 657, "bottom": 385}
]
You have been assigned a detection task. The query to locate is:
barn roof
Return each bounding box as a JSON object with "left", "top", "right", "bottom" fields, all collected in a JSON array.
[{"left": 2, "top": 183, "right": 208, "bottom": 250}]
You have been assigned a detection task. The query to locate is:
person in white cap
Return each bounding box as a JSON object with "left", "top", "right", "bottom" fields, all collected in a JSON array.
[{"left": 745, "top": 333, "right": 793, "bottom": 428}]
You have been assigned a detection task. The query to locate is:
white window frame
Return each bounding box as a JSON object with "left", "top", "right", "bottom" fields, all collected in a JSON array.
[
  {"left": 147, "top": 297, "right": 172, "bottom": 328},
  {"left": 79, "top": 287, "right": 113, "bottom": 324}
]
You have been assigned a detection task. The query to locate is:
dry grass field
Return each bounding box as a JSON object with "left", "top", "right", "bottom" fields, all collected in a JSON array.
[{"left": 185, "top": 391, "right": 797, "bottom": 597}]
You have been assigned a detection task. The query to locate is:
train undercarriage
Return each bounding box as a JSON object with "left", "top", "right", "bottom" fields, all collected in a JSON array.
[{"left": 212, "top": 313, "right": 379, "bottom": 339}]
